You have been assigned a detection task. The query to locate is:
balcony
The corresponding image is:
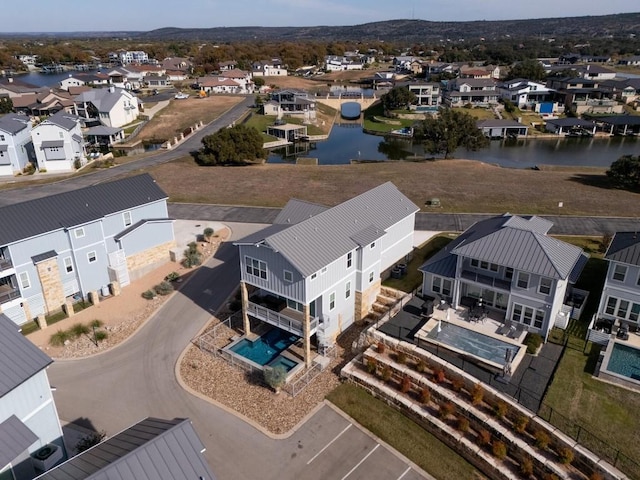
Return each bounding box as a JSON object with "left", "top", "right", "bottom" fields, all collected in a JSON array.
[
  {"left": 247, "top": 300, "right": 319, "bottom": 337},
  {"left": 0, "top": 286, "right": 20, "bottom": 304},
  {"left": 0, "top": 257, "right": 12, "bottom": 271},
  {"left": 461, "top": 269, "right": 511, "bottom": 290}
]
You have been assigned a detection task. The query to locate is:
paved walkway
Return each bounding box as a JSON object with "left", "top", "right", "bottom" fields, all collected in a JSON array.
[{"left": 168, "top": 204, "right": 639, "bottom": 236}]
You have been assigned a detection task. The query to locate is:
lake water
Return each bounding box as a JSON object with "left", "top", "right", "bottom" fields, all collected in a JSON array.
[
  {"left": 268, "top": 125, "right": 640, "bottom": 168},
  {"left": 7, "top": 70, "right": 98, "bottom": 88}
]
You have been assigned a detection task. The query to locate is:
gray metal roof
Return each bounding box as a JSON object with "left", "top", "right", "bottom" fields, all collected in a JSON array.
[
  {"left": 43, "top": 111, "right": 81, "bottom": 131},
  {"left": 350, "top": 224, "right": 386, "bottom": 247},
  {"left": 605, "top": 231, "right": 640, "bottom": 266},
  {"left": 0, "top": 313, "right": 52, "bottom": 398},
  {"left": 85, "top": 125, "right": 123, "bottom": 136},
  {"left": 32, "top": 250, "right": 58, "bottom": 264},
  {"left": 546, "top": 118, "right": 595, "bottom": 127},
  {"left": 41, "top": 140, "right": 64, "bottom": 148},
  {"left": 74, "top": 88, "right": 126, "bottom": 114},
  {"left": 477, "top": 119, "right": 528, "bottom": 129},
  {"left": 593, "top": 116, "right": 640, "bottom": 126},
  {"left": 273, "top": 199, "right": 328, "bottom": 225},
  {"left": 35, "top": 417, "right": 216, "bottom": 480},
  {"left": 421, "top": 214, "right": 585, "bottom": 280},
  {"left": 259, "top": 182, "right": 419, "bottom": 277},
  {"left": 113, "top": 218, "right": 173, "bottom": 242},
  {"left": 0, "top": 174, "right": 167, "bottom": 247},
  {"left": 0, "top": 114, "right": 30, "bottom": 135},
  {"left": 0, "top": 415, "right": 38, "bottom": 468}
]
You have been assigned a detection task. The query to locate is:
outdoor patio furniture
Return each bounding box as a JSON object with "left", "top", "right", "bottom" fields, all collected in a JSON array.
[
  {"left": 617, "top": 325, "right": 629, "bottom": 341},
  {"left": 498, "top": 319, "right": 512, "bottom": 336}
]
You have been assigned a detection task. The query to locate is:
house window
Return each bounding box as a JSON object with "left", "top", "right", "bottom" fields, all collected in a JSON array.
[
  {"left": 87, "top": 251, "right": 97, "bottom": 263},
  {"left": 613, "top": 264, "right": 627, "bottom": 282},
  {"left": 369, "top": 271, "right": 374, "bottom": 283},
  {"left": 321, "top": 267, "right": 327, "bottom": 275},
  {"left": 245, "top": 256, "right": 267, "bottom": 279},
  {"left": 64, "top": 257, "right": 73, "bottom": 273},
  {"left": 370, "top": 242, "right": 376, "bottom": 249},
  {"left": 470, "top": 259, "right": 479, "bottom": 267},
  {"left": 432, "top": 276, "right": 452, "bottom": 297},
  {"left": 283, "top": 270, "right": 293, "bottom": 282},
  {"left": 345, "top": 281, "right": 351, "bottom": 298},
  {"left": 489, "top": 263, "right": 499, "bottom": 272},
  {"left": 604, "top": 296, "right": 640, "bottom": 321},
  {"left": 19, "top": 271, "right": 30, "bottom": 289},
  {"left": 0, "top": 135, "right": 4, "bottom": 141},
  {"left": 534, "top": 310, "right": 544, "bottom": 329},
  {"left": 123, "top": 211, "right": 132, "bottom": 227},
  {"left": 74, "top": 227, "right": 85, "bottom": 238},
  {"left": 512, "top": 303, "right": 542, "bottom": 328},
  {"left": 505, "top": 267, "right": 514, "bottom": 280},
  {"left": 538, "top": 277, "right": 552, "bottom": 295},
  {"left": 59, "top": 131, "right": 64, "bottom": 138},
  {"left": 517, "top": 272, "right": 529, "bottom": 289},
  {"left": 311, "top": 272, "right": 317, "bottom": 280},
  {"left": 347, "top": 252, "right": 352, "bottom": 268},
  {"left": 329, "top": 292, "right": 335, "bottom": 310}
]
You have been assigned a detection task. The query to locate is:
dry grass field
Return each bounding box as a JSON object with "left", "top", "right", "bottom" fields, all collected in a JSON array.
[
  {"left": 148, "top": 157, "right": 640, "bottom": 216},
  {"left": 136, "top": 95, "right": 246, "bottom": 142}
]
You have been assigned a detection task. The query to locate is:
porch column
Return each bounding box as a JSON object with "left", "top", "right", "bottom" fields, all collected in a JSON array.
[
  {"left": 240, "top": 281, "right": 251, "bottom": 336},
  {"left": 303, "top": 304, "right": 311, "bottom": 368}
]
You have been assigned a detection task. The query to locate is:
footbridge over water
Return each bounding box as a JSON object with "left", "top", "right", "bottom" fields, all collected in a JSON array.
[{"left": 315, "top": 93, "right": 379, "bottom": 112}]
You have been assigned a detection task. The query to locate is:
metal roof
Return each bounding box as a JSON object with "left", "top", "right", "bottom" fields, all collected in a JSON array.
[
  {"left": 0, "top": 114, "right": 30, "bottom": 135},
  {"left": 546, "top": 118, "right": 595, "bottom": 127},
  {"left": 477, "top": 119, "right": 528, "bottom": 128},
  {"left": 605, "top": 232, "right": 640, "bottom": 266},
  {"left": 0, "top": 173, "right": 167, "bottom": 247},
  {"left": 257, "top": 182, "right": 419, "bottom": 277},
  {"left": 32, "top": 250, "right": 58, "bottom": 264},
  {"left": 350, "top": 224, "right": 386, "bottom": 247},
  {"left": 35, "top": 418, "right": 216, "bottom": 480},
  {"left": 0, "top": 415, "right": 38, "bottom": 468},
  {"left": 0, "top": 313, "right": 52, "bottom": 398},
  {"left": 593, "top": 116, "right": 640, "bottom": 126},
  {"left": 113, "top": 218, "right": 173, "bottom": 242},
  {"left": 421, "top": 215, "right": 585, "bottom": 280},
  {"left": 273, "top": 199, "right": 328, "bottom": 225},
  {"left": 42, "top": 111, "right": 82, "bottom": 131},
  {"left": 41, "top": 140, "right": 65, "bottom": 148}
]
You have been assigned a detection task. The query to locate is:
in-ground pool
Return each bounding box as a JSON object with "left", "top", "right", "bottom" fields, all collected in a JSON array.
[
  {"left": 603, "top": 342, "right": 640, "bottom": 382},
  {"left": 425, "top": 321, "right": 521, "bottom": 368},
  {"left": 227, "top": 328, "right": 300, "bottom": 371}
]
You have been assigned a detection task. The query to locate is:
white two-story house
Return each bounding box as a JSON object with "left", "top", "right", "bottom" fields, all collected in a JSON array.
[
  {"left": 73, "top": 87, "right": 139, "bottom": 128},
  {"left": 235, "top": 182, "right": 419, "bottom": 366},
  {"left": 31, "top": 111, "right": 86, "bottom": 172},
  {"left": 0, "top": 174, "right": 175, "bottom": 326},
  {"left": 0, "top": 114, "right": 33, "bottom": 176},
  {"left": 498, "top": 78, "right": 559, "bottom": 113},
  {"left": 596, "top": 232, "right": 640, "bottom": 330},
  {"left": 420, "top": 214, "right": 588, "bottom": 341},
  {"left": 0, "top": 313, "right": 64, "bottom": 480},
  {"left": 444, "top": 78, "right": 499, "bottom": 107},
  {"left": 252, "top": 59, "right": 287, "bottom": 77}
]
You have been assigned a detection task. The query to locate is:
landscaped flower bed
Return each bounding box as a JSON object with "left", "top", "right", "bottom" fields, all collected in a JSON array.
[{"left": 343, "top": 331, "right": 628, "bottom": 480}]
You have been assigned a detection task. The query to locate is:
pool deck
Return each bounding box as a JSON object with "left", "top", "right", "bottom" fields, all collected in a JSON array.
[{"left": 598, "top": 336, "right": 640, "bottom": 392}]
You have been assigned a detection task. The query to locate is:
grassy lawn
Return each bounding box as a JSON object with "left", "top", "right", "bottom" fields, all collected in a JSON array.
[
  {"left": 384, "top": 234, "right": 455, "bottom": 292},
  {"left": 327, "top": 383, "right": 483, "bottom": 480},
  {"left": 363, "top": 102, "right": 415, "bottom": 133},
  {"left": 455, "top": 107, "right": 496, "bottom": 121},
  {"left": 244, "top": 112, "right": 277, "bottom": 133}
]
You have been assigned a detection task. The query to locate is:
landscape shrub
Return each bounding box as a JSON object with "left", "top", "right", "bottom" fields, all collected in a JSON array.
[
  {"left": 513, "top": 414, "right": 529, "bottom": 433},
  {"left": 471, "top": 383, "right": 484, "bottom": 405},
  {"left": 451, "top": 376, "right": 464, "bottom": 392},
  {"left": 477, "top": 429, "right": 491, "bottom": 447},
  {"left": 263, "top": 365, "right": 287, "bottom": 392},
  {"left": 396, "top": 351, "right": 407, "bottom": 364},
  {"left": 400, "top": 375, "right": 412, "bottom": 393},
  {"left": 154, "top": 281, "right": 174, "bottom": 296},
  {"left": 419, "top": 387, "right": 430, "bottom": 404},
  {"left": 415, "top": 359, "right": 426, "bottom": 373},
  {"left": 90, "top": 319, "right": 104, "bottom": 328},
  {"left": 365, "top": 358, "right": 377, "bottom": 374},
  {"left": 376, "top": 341, "right": 385, "bottom": 354},
  {"left": 70, "top": 323, "right": 90, "bottom": 338},
  {"left": 49, "top": 330, "right": 70, "bottom": 347},
  {"left": 381, "top": 365, "right": 392, "bottom": 382},
  {"left": 182, "top": 242, "right": 203, "bottom": 268},
  {"left": 524, "top": 333, "right": 542, "bottom": 354},
  {"left": 557, "top": 446, "right": 574, "bottom": 465},
  {"left": 456, "top": 416, "right": 469, "bottom": 433},
  {"left": 165, "top": 271, "right": 180, "bottom": 282},
  {"left": 75, "top": 430, "right": 106, "bottom": 454},
  {"left": 492, "top": 440, "right": 507, "bottom": 460},
  {"left": 494, "top": 400, "right": 509, "bottom": 419},
  {"left": 438, "top": 401, "right": 455, "bottom": 420},
  {"left": 142, "top": 289, "right": 157, "bottom": 300},
  {"left": 203, "top": 227, "right": 215, "bottom": 242},
  {"left": 534, "top": 430, "right": 550, "bottom": 449},
  {"left": 94, "top": 331, "right": 108, "bottom": 342},
  {"left": 433, "top": 368, "right": 446, "bottom": 383},
  {"left": 589, "top": 473, "right": 603, "bottom": 480},
  {"left": 520, "top": 456, "right": 534, "bottom": 476}
]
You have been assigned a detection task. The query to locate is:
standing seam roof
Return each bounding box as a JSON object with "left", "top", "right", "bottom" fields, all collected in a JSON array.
[{"left": 605, "top": 232, "right": 640, "bottom": 266}]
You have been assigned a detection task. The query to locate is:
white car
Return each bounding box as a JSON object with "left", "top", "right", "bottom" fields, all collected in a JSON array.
[{"left": 174, "top": 92, "right": 189, "bottom": 99}]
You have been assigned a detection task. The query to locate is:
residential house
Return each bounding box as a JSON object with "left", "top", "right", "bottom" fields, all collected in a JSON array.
[
  {"left": 459, "top": 65, "right": 500, "bottom": 79},
  {"left": 393, "top": 56, "right": 416, "bottom": 72},
  {"left": 263, "top": 89, "right": 316, "bottom": 120},
  {"left": 73, "top": 87, "right": 140, "bottom": 128},
  {"left": 235, "top": 182, "right": 419, "bottom": 366},
  {"left": 576, "top": 64, "right": 617, "bottom": 81},
  {"left": 423, "top": 62, "right": 457, "bottom": 79},
  {"left": 84, "top": 124, "right": 125, "bottom": 147},
  {"left": 59, "top": 73, "right": 109, "bottom": 91},
  {"left": 17, "top": 54, "right": 38, "bottom": 67},
  {"left": 0, "top": 173, "right": 175, "bottom": 326},
  {"left": 162, "top": 57, "right": 193, "bottom": 73},
  {"left": 595, "top": 232, "right": 640, "bottom": 331},
  {"left": 371, "top": 72, "right": 396, "bottom": 90},
  {"left": 0, "top": 78, "right": 41, "bottom": 99},
  {"left": 252, "top": 58, "right": 288, "bottom": 77},
  {"left": 477, "top": 119, "right": 528, "bottom": 139},
  {"left": 31, "top": 111, "right": 86, "bottom": 172},
  {"left": 0, "top": 114, "right": 33, "bottom": 176},
  {"left": 0, "top": 313, "right": 64, "bottom": 480},
  {"left": 116, "top": 50, "right": 149, "bottom": 65},
  {"left": 497, "top": 78, "right": 559, "bottom": 113},
  {"left": 145, "top": 74, "right": 171, "bottom": 88},
  {"left": 34, "top": 417, "right": 216, "bottom": 480},
  {"left": 546, "top": 77, "right": 620, "bottom": 115},
  {"left": 197, "top": 76, "right": 245, "bottom": 94},
  {"left": 23, "top": 89, "right": 76, "bottom": 117},
  {"left": 419, "top": 214, "right": 588, "bottom": 341},
  {"left": 545, "top": 118, "right": 597, "bottom": 136},
  {"left": 444, "top": 78, "right": 499, "bottom": 107},
  {"left": 218, "top": 60, "right": 238, "bottom": 72},
  {"left": 219, "top": 69, "right": 254, "bottom": 93},
  {"left": 405, "top": 82, "right": 441, "bottom": 108},
  {"left": 602, "top": 78, "right": 640, "bottom": 104},
  {"left": 121, "top": 64, "right": 167, "bottom": 89},
  {"left": 618, "top": 55, "right": 640, "bottom": 66},
  {"left": 325, "top": 55, "right": 364, "bottom": 71}
]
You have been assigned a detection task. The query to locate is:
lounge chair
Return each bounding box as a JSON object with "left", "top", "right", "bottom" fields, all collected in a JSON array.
[{"left": 498, "top": 319, "right": 512, "bottom": 336}]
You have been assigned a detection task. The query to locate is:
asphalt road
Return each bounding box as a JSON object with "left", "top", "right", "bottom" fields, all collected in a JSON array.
[{"left": 48, "top": 222, "right": 428, "bottom": 479}]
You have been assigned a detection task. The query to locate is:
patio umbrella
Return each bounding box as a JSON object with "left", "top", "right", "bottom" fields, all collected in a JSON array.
[{"left": 437, "top": 318, "right": 442, "bottom": 333}]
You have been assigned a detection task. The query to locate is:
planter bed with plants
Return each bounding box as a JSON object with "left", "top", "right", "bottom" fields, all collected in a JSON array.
[{"left": 343, "top": 332, "right": 628, "bottom": 480}]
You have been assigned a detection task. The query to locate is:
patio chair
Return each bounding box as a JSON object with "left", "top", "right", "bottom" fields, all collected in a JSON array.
[{"left": 497, "top": 319, "right": 512, "bottom": 336}]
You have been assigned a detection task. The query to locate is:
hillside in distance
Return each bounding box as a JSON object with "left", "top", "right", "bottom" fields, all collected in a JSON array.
[{"left": 138, "top": 13, "right": 640, "bottom": 42}]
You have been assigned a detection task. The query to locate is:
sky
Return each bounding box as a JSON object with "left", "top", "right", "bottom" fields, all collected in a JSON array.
[{"left": 3, "top": 0, "right": 638, "bottom": 32}]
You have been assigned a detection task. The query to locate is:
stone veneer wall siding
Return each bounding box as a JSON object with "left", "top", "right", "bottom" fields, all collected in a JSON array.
[
  {"left": 125, "top": 240, "right": 176, "bottom": 282},
  {"left": 354, "top": 279, "right": 382, "bottom": 322},
  {"left": 35, "top": 257, "right": 65, "bottom": 314}
]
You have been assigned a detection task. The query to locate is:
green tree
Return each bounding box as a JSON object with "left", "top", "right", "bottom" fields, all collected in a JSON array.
[
  {"left": 507, "top": 59, "right": 547, "bottom": 81},
  {"left": 253, "top": 77, "right": 266, "bottom": 88},
  {"left": 414, "top": 108, "right": 489, "bottom": 159},
  {"left": 0, "top": 97, "right": 13, "bottom": 114},
  {"left": 606, "top": 155, "right": 640, "bottom": 191},
  {"left": 198, "top": 124, "right": 266, "bottom": 165},
  {"left": 381, "top": 86, "right": 417, "bottom": 111}
]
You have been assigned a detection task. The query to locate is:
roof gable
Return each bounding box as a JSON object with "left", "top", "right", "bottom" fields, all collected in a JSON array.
[
  {"left": 605, "top": 231, "right": 640, "bottom": 266},
  {"left": 273, "top": 199, "right": 328, "bottom": 225}
]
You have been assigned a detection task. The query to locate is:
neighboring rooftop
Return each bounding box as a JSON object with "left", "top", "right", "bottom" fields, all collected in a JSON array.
[
  {"left": 0, "top": 313, "right": 52, "bottom": 398},
  {"left": 605, "top": 231, "right": 640, "bottom": 266},
  {"left": 34, "top": 417, "right": 216, "bottom": 480}
]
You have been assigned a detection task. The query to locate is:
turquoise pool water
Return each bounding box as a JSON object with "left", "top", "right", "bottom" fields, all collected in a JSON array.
[
  {"left": 229, "top": 328, "right": 299, "bottom": 371},
  {"left": 426, "top": 322, "right": 518, "bottom": 367},
  {"left": 606, "top": 343, "right": 640, "bottom": 381}
]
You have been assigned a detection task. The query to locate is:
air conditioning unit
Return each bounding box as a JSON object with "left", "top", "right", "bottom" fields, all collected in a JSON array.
[{"left": 31, "top": 444, "right": 63, "bottom": 472}]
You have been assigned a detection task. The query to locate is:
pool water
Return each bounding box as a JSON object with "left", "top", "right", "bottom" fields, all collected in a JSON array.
[
  {"left": 268, "top": 355, "right": 299, "bottom": 372},
  {"left": 426, "top": 322, "right": 518, "bottom": 367},
  {"left": 229, "top": 328, "right": 299, "bottom": 368},
  {"left": 606, "top": 343, "right": 640, "bottom": 381}
]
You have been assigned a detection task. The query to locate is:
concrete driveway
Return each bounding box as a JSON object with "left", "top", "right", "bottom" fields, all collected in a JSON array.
[{"left": 48, "top": 221, "right": 428, "bottom": 479}]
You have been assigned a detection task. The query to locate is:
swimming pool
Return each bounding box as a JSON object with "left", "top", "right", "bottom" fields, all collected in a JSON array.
[
  {"left": 425, "top": 321, "right": 520, "bottom": 368},
  {"left": 604, "top": 342, "right": 640, "bottom": 381},
  {"left": 228, "top": 328, "right": 300, "bottom": 371}
]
